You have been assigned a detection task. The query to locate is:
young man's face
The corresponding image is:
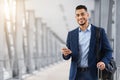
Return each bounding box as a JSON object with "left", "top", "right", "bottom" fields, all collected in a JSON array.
[{"left": 75, "top": 9, "right": 89, "bottom": 26}]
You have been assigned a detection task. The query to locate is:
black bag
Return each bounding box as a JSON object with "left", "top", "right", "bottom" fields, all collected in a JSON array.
[{"left": 95, "top": 27, "right": 117, "bottom": 80}]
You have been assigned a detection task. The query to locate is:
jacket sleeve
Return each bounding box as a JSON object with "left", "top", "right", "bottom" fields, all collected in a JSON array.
[
  {"left": 101, "top": 28, "right": 112, "bottom": 65},
  {"left": 62, "top": 32, "right": 72, "bottom": 60}
]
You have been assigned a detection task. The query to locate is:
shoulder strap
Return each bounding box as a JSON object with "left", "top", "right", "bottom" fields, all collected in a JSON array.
[{"left": 95, "top": 27, "right": 101, "bottom": 62}]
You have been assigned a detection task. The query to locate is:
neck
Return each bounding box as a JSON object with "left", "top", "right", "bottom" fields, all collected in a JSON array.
[{"left": 80, "top": 22, "right": 89, "bottom": 31}]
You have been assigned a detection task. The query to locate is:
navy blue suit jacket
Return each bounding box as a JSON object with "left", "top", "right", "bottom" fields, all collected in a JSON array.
[{"left": 63, "top": 25, "right": 112, "bottom": 80}]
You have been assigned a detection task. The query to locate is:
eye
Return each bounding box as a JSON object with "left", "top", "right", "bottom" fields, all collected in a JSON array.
[
  {"left": 76, "top": 14, "right": 79, "bottom": 17},
  {"left": 76, "top": 12, "right": 86, "bottom": 17}
]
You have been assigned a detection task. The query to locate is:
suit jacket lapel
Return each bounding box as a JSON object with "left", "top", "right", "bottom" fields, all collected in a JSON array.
[
  {"left": 71, "top": 27, "right": 79, "bottom": 58},
  {"left": 88, "top": 25, "right": 96, "bottom": 65},
  {"left": 89, "top": 25, "right": 96, "bottom": 52}
]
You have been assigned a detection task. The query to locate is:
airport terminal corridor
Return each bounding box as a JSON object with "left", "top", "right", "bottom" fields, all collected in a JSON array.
[{"left": 0, "top": 0, "right": 120, "bottom": 80}]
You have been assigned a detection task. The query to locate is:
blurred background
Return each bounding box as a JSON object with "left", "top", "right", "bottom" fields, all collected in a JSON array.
[{"left": 0, "top": 0, "right": 120, "bottom": 80}]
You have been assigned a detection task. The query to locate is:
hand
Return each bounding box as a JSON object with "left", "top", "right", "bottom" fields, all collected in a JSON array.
[
  {"left": 61, "top": 48, "right": 72, "bottom": 56},
  {"left": 97, "top": 61, "right": 105, "bottom": 70}
]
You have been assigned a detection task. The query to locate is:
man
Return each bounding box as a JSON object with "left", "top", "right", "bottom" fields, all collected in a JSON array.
[{"left": 61, "top": 5, "right": 112, "bottom": 80}]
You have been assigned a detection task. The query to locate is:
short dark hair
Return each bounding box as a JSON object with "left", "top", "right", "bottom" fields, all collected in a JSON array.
[{"left": 76, "top": 5, "right": 87, "bottom": 11}]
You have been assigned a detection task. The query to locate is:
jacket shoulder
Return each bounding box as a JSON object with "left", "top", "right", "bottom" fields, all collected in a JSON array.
[
  {"left": 92, "top": 24, "right": 104, "bottom": 31},
  {"left": 68, "top": 27, "right": 79, "bottom": 33}
]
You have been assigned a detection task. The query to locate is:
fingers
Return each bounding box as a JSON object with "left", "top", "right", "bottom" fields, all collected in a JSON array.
[
  {"left": 62, "top": 48, "right": 72, "bottom": 53},
  {"left": 61, "top": 48, "right": 72, "bottom": 56},
  {"left": 97, "top": 62, "right": 105, "bottom": 70}
]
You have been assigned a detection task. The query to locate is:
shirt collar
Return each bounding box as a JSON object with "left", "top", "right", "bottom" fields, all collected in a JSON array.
[{"left": 79, "top": 24, "right": 91, "bottom": 32}]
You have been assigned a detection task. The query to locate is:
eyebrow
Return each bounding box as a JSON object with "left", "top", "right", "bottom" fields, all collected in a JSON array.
[{"left": 76, "top": 12, "right": 86, "bottom": 15}]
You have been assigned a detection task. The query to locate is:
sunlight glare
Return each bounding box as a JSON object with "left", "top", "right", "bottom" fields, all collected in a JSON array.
[{"left": 4, "top": 0, "right": 10, "bottom": 20}]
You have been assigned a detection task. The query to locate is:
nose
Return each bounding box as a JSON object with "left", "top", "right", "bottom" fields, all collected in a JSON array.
[{"left": 78, "top": 15, "right": 83, "bottom": 19}]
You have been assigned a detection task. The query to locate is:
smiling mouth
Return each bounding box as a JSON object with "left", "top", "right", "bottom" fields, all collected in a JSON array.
[{"left": 79, "top": 20, "right": 83, "bottom": 23}]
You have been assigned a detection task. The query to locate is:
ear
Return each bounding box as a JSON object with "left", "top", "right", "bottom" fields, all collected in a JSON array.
[
  {"left": 87, "top": 13, "right": 89, "bottom": 17},
  {"left": 75, "top": 15, "right": 77, "bottom": 19},
  {"left": 75, "top": 16, "right": 77, "bottom": 18}
]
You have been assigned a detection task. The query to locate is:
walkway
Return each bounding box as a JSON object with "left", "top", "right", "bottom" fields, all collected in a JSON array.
[{"left": 23, "top": 61, "right": 70, "bottom": 80}]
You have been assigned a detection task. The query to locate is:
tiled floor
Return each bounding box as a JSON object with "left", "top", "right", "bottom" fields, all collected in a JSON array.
[{"left": 23, "top": 60, "right": 70, "bottom": 80}]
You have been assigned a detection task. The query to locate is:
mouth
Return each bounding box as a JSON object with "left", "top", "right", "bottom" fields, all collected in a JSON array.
[
  {"left": 79, "top": 20, "right": 84, "bottom": 23},
  {"left": 78, "top": 20, "right": 86, "bottom": 25}
]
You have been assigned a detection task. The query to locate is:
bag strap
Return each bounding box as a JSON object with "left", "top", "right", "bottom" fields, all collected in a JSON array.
[
  {"left": 95, "top": 27, "right": 101, "bottom": 62},
  {"left": 95, "top": 27, "right": 103, "bottom": 79}
]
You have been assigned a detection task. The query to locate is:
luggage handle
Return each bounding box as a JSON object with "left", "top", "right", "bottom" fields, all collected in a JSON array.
[{"left": 98, "top": 68, "right": 103, "bottom": 80}]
